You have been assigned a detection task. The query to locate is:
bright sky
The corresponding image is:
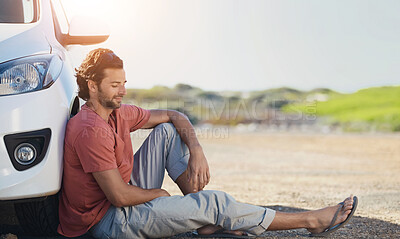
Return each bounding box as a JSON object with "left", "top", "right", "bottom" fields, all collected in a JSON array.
[{"left": 62, "top": 0, "right": 400, "bottom": 93}]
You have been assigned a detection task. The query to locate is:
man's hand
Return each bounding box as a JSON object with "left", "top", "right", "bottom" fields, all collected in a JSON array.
[{"left": 187, "top": 146, "right": 210, "bottom": 192}]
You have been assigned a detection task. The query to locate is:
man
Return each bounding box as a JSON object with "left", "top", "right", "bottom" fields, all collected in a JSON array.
[{"left": 58, "top": 48, "right": 357, "bottom": 238}]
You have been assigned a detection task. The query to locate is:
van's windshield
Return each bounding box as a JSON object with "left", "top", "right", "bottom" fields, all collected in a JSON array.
[{"left": 0, "top": 0, "right": 37, "bottom": 23}]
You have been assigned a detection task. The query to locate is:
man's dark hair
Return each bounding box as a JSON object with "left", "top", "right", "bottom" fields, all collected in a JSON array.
[{"left": 76, "top": 48, "right": 124, "bottom": 100}]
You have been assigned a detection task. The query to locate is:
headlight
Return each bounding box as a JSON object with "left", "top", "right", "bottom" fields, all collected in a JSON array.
[{"left": 0, "top": 54, "right": 63, "bottom": 96}]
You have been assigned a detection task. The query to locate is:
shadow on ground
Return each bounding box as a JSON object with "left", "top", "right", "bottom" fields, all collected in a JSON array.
[{"left": 1, "top": 204, "right": 399, "bottom": 239}]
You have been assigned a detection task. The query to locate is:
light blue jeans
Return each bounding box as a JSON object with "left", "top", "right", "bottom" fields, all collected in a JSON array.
[{"left": 90, "top": 123, "right": 276, "bottom": 238}]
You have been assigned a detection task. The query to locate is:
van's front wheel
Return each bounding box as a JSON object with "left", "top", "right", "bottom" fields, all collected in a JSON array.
[{"left": 14, "top": 194, "right": 59, "bottom": 236}]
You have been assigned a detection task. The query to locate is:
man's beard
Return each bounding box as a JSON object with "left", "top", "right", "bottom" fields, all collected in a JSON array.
[{"left": 98, "top": 87, "right": 122, "bottom": 110}]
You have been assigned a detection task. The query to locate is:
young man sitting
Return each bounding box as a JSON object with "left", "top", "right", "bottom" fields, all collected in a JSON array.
[{"left": 57, "top": 48, "right": 357, "bottom": 238}]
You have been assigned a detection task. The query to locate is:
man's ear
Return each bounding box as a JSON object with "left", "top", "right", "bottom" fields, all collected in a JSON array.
[{"left": 88, "top": 80, "right": 97, "bottom": 93}]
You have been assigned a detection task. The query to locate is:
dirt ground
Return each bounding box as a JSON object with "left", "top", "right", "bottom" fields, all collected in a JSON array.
[
  {"left": 156, "top": 130, "right": 400, "bottom": 224},
  {"left": 1, "top": 130, "right": 399, "bottom": 238},
  {"left": 157, "top": 129, "right": 400, "bottom": 238}
]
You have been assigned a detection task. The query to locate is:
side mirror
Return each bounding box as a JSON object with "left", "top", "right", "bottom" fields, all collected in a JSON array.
[{"left": 64, "top": 15, "right": 110, "bottom": 45}]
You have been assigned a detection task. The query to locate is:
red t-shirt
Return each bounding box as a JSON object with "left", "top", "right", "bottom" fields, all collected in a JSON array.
[{"left": 57, "top": 104, "right": 150, "bottom": 237}]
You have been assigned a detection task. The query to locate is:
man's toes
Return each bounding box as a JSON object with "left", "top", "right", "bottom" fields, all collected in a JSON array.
[
  {"left": 345, "top": 206, "right": 352, "bottom": 214},
  {"left": 343, "top": 198, "right": 353, "bottom": 206},
  {"left": 344, "top": 201, "right": 352, "bottom": 207},
  {"left": 344, "top": 205, "right": 352, "bottom": 210}
]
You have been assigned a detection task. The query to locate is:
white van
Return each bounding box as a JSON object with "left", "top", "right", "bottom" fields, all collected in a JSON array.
[{"left": 0, "top": 0, "right": 109, "bottom": 235}]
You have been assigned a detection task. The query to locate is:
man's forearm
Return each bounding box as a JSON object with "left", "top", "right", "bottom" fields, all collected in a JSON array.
[
  {"left": 92, "top": 169, "right": 170, "bottom": 208},
  {"left": 167, "top": 110, "right": 210, "bottom": 191},
  {"left": 141, "top": 109, "right": 209, "bottom": 191},
  {"left": 167, "top": 110, "right": 201, "bottom": 152},
  {"left": 117, "top": 185, "right": 170, "bottom": 207}
]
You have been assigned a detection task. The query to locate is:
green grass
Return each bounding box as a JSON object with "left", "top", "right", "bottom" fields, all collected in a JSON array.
[
  {"left": 125, "top": 83, "right": 400, "bottom": 131},
  {"left": 284, "top": 86, "right": 400, "bottom": 131}
]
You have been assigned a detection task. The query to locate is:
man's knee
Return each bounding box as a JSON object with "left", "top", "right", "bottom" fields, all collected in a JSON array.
[
  {"left": 155, "top": 122, "right": 176, "bottom": 133},
  {"left": 154, "top": 123, "right": 177, "bottom": 138}
]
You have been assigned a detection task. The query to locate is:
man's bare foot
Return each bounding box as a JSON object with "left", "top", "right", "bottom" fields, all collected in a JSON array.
[
  {"left": 197, "top": 225, "right": 246, "bottom": 236},
  {"left": 307, "top": 195, "right": 354, "bottom": 234}
]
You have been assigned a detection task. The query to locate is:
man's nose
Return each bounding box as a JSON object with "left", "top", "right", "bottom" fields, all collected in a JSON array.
[{"left": 119, "top": 85, "right": 127, "bottom": 96}]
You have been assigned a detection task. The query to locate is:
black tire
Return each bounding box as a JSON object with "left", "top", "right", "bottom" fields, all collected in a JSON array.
[{"left": 14, "top": 194, "right": 59, "bottom": 236}]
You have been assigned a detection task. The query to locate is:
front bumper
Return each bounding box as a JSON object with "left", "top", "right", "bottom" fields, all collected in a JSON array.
[{"left": 0, "top": 79, "right": 70, "bottom": 200}]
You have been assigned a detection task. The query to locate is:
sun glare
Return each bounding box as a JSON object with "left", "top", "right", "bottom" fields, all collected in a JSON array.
[{"left": 61, "top": 0, "right": 115, "bottom": 22}]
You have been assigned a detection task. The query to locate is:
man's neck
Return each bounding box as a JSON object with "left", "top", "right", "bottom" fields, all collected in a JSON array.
[{"left": 86, "top": 100, "right": 113, "bottom": 122}]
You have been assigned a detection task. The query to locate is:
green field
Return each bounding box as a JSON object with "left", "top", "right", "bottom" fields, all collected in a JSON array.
[
  {"left": 284, "top": 86, "right": 400, "bottom": 132},
  {"left": 124, "top": 84, "right": 400, "bottom": 132}
]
